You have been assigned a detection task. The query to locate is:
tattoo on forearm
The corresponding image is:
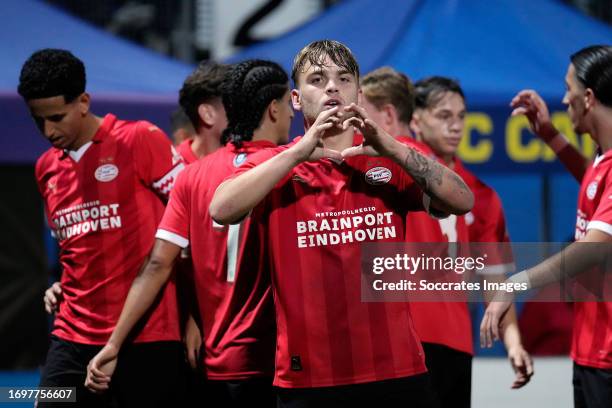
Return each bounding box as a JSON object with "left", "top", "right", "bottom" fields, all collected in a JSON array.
[
  {"left": 403, "top": 148, "right": 470, "bottom": 197},
  {"left": 403, "top": 148, "right": 442, "bottom": 194}
]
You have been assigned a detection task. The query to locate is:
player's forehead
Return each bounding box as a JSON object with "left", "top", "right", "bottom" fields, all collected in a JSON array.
[
  {"left": 565, "top": 63, "right": 581, "bottom": 89},
  {"left": 27, "top": 95, "right": 71, "bottom": 116},
  {"left": 428, "top": 91, "right": 465, "bottom": 113},
  {"left": 294, "top": 52, "right": 359, "bottom": 85}
]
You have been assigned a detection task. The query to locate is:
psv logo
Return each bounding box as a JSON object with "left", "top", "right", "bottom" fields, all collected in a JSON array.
[
  {"left": 586, "top": 181, "right": 598, "bottom": 200},
  {"left": 233, "top": 153, "right": 248, "bottom": 167},
  {"left": 95, "top": 164, "right": 119, "bottom": 182},
  {"left": 365, "top": 167, "right": 392, "bottom": 185}
]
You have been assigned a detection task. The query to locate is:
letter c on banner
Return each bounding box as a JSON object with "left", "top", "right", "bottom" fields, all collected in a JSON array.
[
  {"left": 458, "top": 113, "right": 493, "bottom": 163},
  {"left": 506, "top": 115, "right": 540, "bottom": 162}
]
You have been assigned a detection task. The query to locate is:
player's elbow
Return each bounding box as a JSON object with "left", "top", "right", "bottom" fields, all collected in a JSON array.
[
  {"left": 209, "top": 196, "right": 238, "bottom": 226},
  {"left": 454, "top": 189, "right": 474, "bottom": 215},
  {"left": 433, "top": 188, "right": 473, "bottom": 216}
]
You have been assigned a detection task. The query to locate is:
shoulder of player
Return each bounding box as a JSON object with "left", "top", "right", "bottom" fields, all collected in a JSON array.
[
  {"left": 395, "top": 136, "right": 433, "bottom": 156},
  {"left": 34, "top": 148, "right": 59, "bottom": 180},
  {"left": 111, "top": 118, "right": 169, "bottom": 144}
]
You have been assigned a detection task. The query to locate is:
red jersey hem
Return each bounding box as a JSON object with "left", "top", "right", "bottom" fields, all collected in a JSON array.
[
  {"left": 206, "top": 371, "right": 274, "bottom": 381},
  {"left": 571, "top": 353, "right": 612, "bottom": 369},
  {"left": 272, "top": 366, "right": 428, "bottom": 389},
  {"left": 52, "top": 329, "right": 181, "bottom": 345},
  {"left": 420, "top": 339, "right": 474, "bottom": 356}
]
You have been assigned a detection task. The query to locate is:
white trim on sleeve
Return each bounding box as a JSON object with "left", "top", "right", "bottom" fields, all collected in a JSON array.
[
  {"left": 586, "top": 220, "right": 612, "bottom": 237},
  {"left": 155, "top": 229, "right": 189, "bottom": 248},
  {"left": 152, "top": 162, "right": 185, "bottom": 197}
]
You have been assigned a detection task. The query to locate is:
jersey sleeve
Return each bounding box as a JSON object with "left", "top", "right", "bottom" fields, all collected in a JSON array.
[
  {"left": 587, "top": 176, "right": 612, "bottom": 236},
  {"left": 133, "top": 121, "right": 185, "bottom": 200},
  {"left": 34, "top": 154, "right": 57, "bottom": 234},
  {"left": 472, "top": 188, "right": 515, "bottom": 275},
  {"left": 156, "top": 169, "right": 190, "bottom": 248}
]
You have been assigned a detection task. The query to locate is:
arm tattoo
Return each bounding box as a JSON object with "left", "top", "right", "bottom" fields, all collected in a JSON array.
[
  {"left": 403, "top": 148, "right": 443, "bottom": 194},
  {"left": 403, "top": 148, "right": 471, "bottom": 198}
]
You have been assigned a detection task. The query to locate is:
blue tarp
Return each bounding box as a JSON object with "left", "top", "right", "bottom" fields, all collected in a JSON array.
[
  {"left": 230, "top": 0, "right": 612, "bottom": 106},
  {"left": 229, "top": 0, "right": 612, "bottom": 172},
  {"left": 0, "top": 0, "right": 194, "bottom": 163},
  {"left": 0, "top": 0, "right": 192, "bottom": 94}
]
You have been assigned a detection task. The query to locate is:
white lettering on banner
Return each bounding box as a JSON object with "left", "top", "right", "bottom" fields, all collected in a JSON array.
[
  {"left": 52, "top": 201, "right": 122, "bottom": 241},
  {"left": 296, "top": 207, "right": 397, "bottom": 248}
]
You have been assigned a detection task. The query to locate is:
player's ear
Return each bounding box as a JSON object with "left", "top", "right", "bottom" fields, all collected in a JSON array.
[
  {"left": 291, "top": 89, "right": 301, "bottom": 112},
  {"left": 77, "top": 93, "right": 90, "bottom": 116},
  {"left": 198, "top": 103, "right": 215, "bottom": 127},
  {"left": 268, "top": 98, "right": 280, "bottom": 122},
  {"left": 584, "top": 88, "right": 596, "bottom": 111},
  {"left": 383, "top": 104, "right": 397, "bottom": 128},
  {"left": 410, "top": 110, "right": 422, "bottom": 138}
]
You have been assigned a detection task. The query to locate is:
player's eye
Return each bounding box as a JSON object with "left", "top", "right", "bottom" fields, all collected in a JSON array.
[{"left": 47, "top": 114, "right": 66, "bottom": 123}]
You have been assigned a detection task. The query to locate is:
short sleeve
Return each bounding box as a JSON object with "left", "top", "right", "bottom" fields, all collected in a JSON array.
[
  {"left": 132, "top": 122, "right": 185, "bottom": 200},
  {"left": 156, "top": 169, "right": 190, "bottom": 248},
  {"left": 587, "top": 176, "right": 612, "bottom": 237}
]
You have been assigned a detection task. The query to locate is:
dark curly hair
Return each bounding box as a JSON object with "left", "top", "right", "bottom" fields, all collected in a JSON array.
[
  {"left": 221, "top": 59, "right": 289, "bottom": 147},
  {"left": 178, "top": 61, "right": 229, "bottom": 131},
  {"left": 18, "top": 48, "right": 86, "bottom": 102}
]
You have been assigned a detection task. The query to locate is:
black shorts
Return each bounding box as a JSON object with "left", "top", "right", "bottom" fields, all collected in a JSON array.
[
  {"left": 276, "top": 374, "right": 438, "bottom": 408},
  {"left": 422, "top": 342, "right": 472, "bottom": 408},
  {"left": 38, "top": 335, "right": 186, "bottom": 408},
  {"left": 573, "top": 362, "right": 612, "bottom": 408},
  {"left": 200, "top": 376, "right": 275, "bottom": 408}
]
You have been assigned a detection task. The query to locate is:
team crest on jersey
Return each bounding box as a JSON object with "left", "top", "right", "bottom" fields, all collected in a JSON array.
[
  {"left": 233, "top": 153, "right": 248, "bottom": 167},
  {"left": 587, "top": 181, "right": 598, "bottom": 200},
  {"left": 365, "top": 167, "right": 392, "bottom": 185},
  {"left": 95, "top": 164, "right": 119, "bottom": 182}
]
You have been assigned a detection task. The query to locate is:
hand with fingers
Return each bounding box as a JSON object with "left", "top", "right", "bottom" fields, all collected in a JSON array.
[
  {"left": 291, "top": 106, "right": 343, "bottom": 162},
  {"left": 480, "top": 290, "right": 513, "bottom": 349},
  {"left": 184, "top": 314, "right": 202, "bottom": 370},
  {"left": 507, "top": 344, "right": 534, "bottom": 389},
  {"left": 510, "top": 90, "right": 558, "bottom": 140},
  {"left": 340, "top": 103, "right": 399, "bottom": 158},
  {"left": 84, "top": 343, "right": 118, "bottom": 393},
  {"left": 44, "top": 282, "right": 63, "bottom": 314}
]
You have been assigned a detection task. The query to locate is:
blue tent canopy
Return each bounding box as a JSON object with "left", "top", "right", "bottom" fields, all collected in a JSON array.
[
  {"left": 229, "top": 0, "right": 612, "bottom": 106},
  {"left": 1, "top": 0, "right": 192, "bottom": 94},
  {"left": 228, "top": 0, "right": 612, "bottom": 247},
  {"left": 1, "top": 0, "right": 194, "bottom": 163}
]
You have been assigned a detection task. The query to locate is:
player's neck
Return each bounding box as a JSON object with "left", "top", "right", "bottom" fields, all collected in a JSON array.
[
  {"left": 71, "top": 114, "right": 102, "bottom": 151},
  {"left": 393, "top": 122, "right": 413, "bottom": 138},
  {"left": 192, "top": 132, "right": 221, "bottom": 158},
  {"left": 444, "top": 154, "right": 455, "bottom": 168},
  {"left": 320, "top": 126, "right": 355, "bottom": 153},
  {"left": 592, "top": 108, "right": 612, "bottom": 153},
  {"left": 253, "top": 121, "right": 280, "bottom": 144}
]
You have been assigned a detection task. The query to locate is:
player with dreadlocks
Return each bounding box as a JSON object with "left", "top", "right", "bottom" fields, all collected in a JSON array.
[{"left": 85, "top": 59, "right": 293, "bottom": 407}]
